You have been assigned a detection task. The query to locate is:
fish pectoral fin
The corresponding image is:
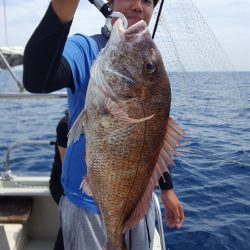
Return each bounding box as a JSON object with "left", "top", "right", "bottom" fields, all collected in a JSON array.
[
  {"left": 155, "top": 116, "right": 188, "bottom": 179},
  {"left": 67, "top": 109, "right": 86, "bottom": 146},
  {"left": 80, "top": 176, "right": 93, "bottom": 197},
  {"left": 99, "top": 97, "right": 154, "bottom": 124}
]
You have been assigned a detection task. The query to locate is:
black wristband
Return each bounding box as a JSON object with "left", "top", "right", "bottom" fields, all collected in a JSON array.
[{"left": 159, "top": 172, "right": 173, "bottom": 190}]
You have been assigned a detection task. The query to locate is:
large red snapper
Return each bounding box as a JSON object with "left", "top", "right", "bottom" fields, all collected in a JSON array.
[{"left": 68, "top": 19, "right": 185, "bottom": 250}]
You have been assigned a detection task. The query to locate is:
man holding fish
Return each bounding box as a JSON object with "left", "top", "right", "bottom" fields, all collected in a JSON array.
[{"left": 23, "top": 0, "right": 185, "bottom": 249}]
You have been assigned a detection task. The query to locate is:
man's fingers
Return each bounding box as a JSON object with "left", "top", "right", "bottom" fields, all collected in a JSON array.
[
  {"left": 172, "top": 204, "right": 181, "bottom": 223},
  {"left": 179, "top": 203, "right": 184, "bottom": 223},
  {"left": 162, "top": 191, "right": 185, "bottom": 229},
  {"left": 169, "top": 203, "right": 184, "bottom": 229},
  {"left": 165, "top": 210, "right": 176, "bottom": 228},
  {"left": 175, "top": 203, "right": 184, "bottom": 228}
]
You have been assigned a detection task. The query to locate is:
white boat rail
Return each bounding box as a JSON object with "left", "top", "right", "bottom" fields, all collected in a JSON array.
[
  {"left": 2, "top": 140, "right": 55, "bottom": 181},
  {"left": 0, "top": 92, "right": 67, "bottom": 99},
  {"left": 153, "top": 192, "right": 166, "bottom": 250}
]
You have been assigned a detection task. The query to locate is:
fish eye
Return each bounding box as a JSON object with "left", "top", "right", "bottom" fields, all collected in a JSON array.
[{"left": 145, "top": 62, "right": 155, "bottom": 73}]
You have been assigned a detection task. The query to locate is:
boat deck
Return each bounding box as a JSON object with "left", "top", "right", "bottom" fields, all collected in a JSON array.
[
  {"left": 0, "top": 176, "right": 163, "bottom": 250},
  {"left": 0, "top": 176, "right": 60, "bottom": 250}
]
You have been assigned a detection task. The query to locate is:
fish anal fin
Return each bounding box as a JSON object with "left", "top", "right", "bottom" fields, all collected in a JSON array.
[{"left": 80, "top": 176, "right": 93, "bottom": 197}]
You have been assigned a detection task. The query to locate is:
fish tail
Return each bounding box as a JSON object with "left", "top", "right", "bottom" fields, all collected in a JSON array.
[{"left": 103, "top": 240, "right": 128, "bottom": 250}]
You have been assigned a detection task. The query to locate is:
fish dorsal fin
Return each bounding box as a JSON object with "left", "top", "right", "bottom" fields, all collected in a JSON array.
[
  {"left": 157, "top": 117, "right": 187, "bottom": 174},
  {"left": 123, "top": 117, "right": 187, "bottom": 232},
  {"left": 67, "top": 109, "right": 86, "bottom": 146}
]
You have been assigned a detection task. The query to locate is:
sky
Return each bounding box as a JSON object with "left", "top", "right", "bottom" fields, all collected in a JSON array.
[{"left": 0, "top": 0, "right": 249, "bottom": 71}]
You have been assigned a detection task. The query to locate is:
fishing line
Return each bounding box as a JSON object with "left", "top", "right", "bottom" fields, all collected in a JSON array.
[
  {"left": 149, "top": 0, "right": 247, "bottom": 147},
  {"left": 152, "top": 0, "right": 165, "bottom": 39}
]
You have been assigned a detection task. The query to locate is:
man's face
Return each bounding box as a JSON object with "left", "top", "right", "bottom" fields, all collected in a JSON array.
[{"left": 110, "top": 0, "right": 154, "bottom": 27}]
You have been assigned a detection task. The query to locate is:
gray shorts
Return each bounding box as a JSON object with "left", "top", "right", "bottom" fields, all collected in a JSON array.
[{"left": 59, "top": 196, "right": 155, "bottom": 250}]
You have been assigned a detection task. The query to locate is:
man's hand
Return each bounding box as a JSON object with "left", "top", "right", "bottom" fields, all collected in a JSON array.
[
  {"left": 161, "top": 189, "right": 184, "bottom": 229},
  {"left": 52, "top": 0, "right": 80, "bottom": 23}
]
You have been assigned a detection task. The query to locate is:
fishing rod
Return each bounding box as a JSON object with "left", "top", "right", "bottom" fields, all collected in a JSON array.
[
  {"left": 88, "top": 0, "right": 128, "bottom": 30},
  {"left": 88, "top": 0, "right": 165, "bottom": 39}
]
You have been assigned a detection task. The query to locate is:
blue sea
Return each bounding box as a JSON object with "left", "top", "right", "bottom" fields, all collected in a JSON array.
[{"left": 0, "top": 69, "right": 249, "bottom": 250}]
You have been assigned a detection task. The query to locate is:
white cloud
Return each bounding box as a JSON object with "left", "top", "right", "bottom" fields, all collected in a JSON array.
[
  {"left": 69, "top": 5, "right": 104, "bottom": 36},
  {"left": 0, "top": 0, "right": 249, "bottom": 70},
  {"left": 192, "top": 0, "right": 250, "bottom": 71},
  {"left": 0, "top": 1, "right": 50, "bottom": 46},
  {"left": 0, "top": 0, "right": 103, "bottom": 46}
]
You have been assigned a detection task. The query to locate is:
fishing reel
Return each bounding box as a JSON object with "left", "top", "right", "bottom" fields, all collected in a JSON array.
[
  {"left": 88, "top": 0, "right": 128, "bottom": 30},
  {"left": 88, "top": 0, "right": 113, "bottom": 18}
]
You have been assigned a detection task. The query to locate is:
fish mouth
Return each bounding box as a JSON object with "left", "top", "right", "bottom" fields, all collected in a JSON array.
[{"left": 115, "top": 19, "right": 148, "bottom": 42}]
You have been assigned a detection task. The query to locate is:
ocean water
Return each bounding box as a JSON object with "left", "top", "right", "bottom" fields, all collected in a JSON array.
[{"left": 0, "top": 69, "right": 249, "bottom": 250}]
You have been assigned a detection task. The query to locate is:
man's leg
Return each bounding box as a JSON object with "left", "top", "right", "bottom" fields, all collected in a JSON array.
[
  {"left": 126, "top": 201, "right": 156, "bottom": 250},
  {"left": 59, "top": 196, "right": 106, "bottom": 250}
]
